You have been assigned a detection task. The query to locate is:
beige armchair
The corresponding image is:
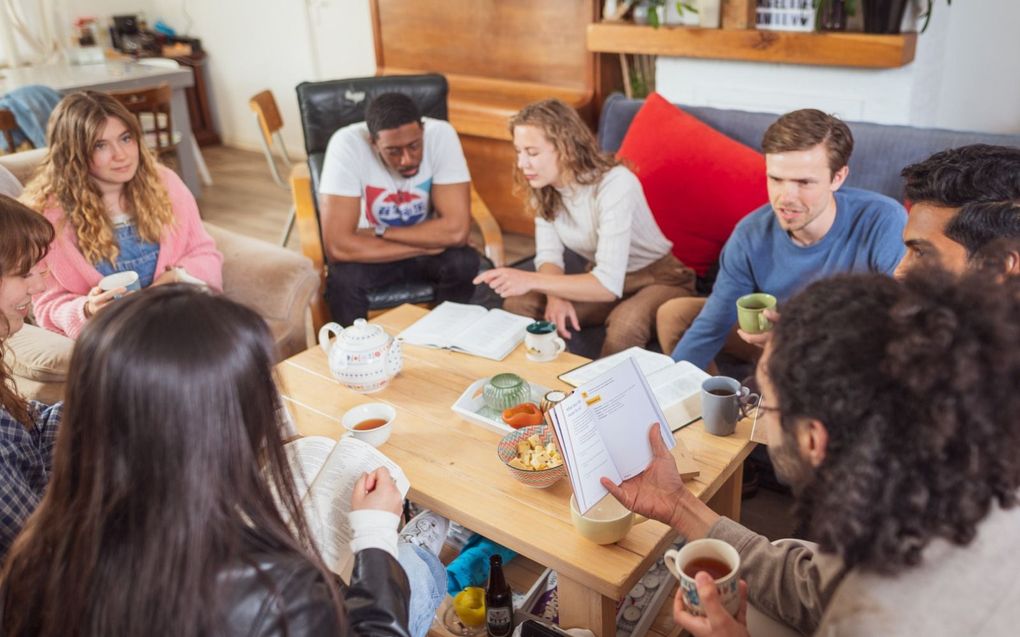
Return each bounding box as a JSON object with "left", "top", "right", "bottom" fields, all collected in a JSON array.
[{"left": 0, "top": 149, "right": 318, "bottom": 404}]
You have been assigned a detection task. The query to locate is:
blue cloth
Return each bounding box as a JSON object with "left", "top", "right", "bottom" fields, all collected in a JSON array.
[
  {"left": 398, "top": 542, "right": 447, "bottom": 637},
  {"left": 0, "top": 85, "right": 62, "bottom": 152},
  {"left": 94, "top": 222, "right": 161, "bottom": 287},
  {"left": 673, "top": 187, "right": 907, "bottom": 369},
  {"left": 445, "top": 533, "right": 517, "bottom": 596},
  {"left": 0, "top": 401, "right": 62, "bottom": 560}
]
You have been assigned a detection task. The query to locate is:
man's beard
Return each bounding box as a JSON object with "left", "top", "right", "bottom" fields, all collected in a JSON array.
[{"left": 767, "top": 426, "right": 815, "bottom": 496}]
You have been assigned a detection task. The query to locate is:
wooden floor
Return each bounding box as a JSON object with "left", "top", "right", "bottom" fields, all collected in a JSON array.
[
  {"left": 196, "top": 145, "right": 535, "bottom": 263},
  {"left": 196, "top": 146, "right": 795, "bottom": 637}
]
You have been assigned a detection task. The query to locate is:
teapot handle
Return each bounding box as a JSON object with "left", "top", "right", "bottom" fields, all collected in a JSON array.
[{"left": 318, "top": 322, "right": 345, "bottom": 359}]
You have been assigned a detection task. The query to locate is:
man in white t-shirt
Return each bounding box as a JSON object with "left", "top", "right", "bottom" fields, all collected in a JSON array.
[{"left": 318, "top": 93, "right": 479, "bottom": 325}]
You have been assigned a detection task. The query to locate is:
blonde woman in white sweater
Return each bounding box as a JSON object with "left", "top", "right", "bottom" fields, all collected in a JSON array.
[{"left": 474, "top": 99, "right": 695, "bottom": 356}]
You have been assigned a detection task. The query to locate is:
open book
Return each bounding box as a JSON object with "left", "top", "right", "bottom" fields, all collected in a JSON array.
[
  {"left": 559, "top": 347, "right": 710, "bottom": 431},
  {"left": 285, "top": 436, "right": 410, "bottom": 578},
  {"left": 547, "top": 358, "right": 699, "bottom": 515},
  {"left": 398, "top": 301, "right": 533, "bottom": 361}
]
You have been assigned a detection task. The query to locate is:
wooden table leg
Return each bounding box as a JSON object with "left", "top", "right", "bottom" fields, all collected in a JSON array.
[
  {"left": 557, "top": 573, "right": 616, "bottom": 637},
  {"left": 706, "top": 460, "right": 745, "bottom": 521}
]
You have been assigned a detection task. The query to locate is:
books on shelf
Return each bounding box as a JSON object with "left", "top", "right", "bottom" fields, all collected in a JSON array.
[
  {"left": 284, "top": 436, "right": 410, "bottom": 578},
  {"left": 547, "top": 358, "right": 698, "bottom": 515},
  {"left": 398, "top": 301, "right": 533, "bottom": 361},
  {"left": 559, "top": 346, "right": 710, "bottom": 432}
]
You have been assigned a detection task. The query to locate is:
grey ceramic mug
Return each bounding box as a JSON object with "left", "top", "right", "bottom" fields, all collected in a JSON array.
[{"left": 701, "top": 377, "right": 759, "bottom": 436}]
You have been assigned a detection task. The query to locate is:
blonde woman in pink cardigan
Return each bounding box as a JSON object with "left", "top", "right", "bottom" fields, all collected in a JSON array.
[{"left": 21, "top": 91, "right": 222, "bottom": 338}]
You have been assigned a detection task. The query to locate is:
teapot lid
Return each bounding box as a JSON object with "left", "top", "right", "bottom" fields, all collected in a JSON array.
[{"left": 339, "top": 318, "right": 390, "bottom": 350}]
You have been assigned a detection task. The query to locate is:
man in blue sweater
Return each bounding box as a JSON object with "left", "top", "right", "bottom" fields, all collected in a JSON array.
[{"left": 657, "top": 109, "right": 906, "bottom": 370}]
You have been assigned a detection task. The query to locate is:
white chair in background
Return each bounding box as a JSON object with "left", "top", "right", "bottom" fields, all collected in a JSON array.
[{"left": 248, "top": 89, "right": 295, "bottom": 246}]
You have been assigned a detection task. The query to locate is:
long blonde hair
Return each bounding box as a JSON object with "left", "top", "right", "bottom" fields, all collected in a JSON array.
[
  {"left": 509, "top": 99, "right": 617, "bottom": 221},
  {"left": 21, "top": 91, "right": 174, "bottom": 264}
]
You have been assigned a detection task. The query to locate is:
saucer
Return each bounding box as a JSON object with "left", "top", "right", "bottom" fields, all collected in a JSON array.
[{"left": 526, "top": 352, "right": 557, "bottom": 363}]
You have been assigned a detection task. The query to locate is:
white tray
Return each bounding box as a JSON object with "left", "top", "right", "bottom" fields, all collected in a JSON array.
[{"left": 451, "top": 377, "right": 551, "bottom": 436}]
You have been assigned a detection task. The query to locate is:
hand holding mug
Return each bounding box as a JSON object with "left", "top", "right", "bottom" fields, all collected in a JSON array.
[
  {"left": 674, "top": 572, "right": 750, "bottom": 637},
  {"left": 737, "top": 308, "right": 780, "bottom": 348},
  {"left": 84, "top": 286, "right": 123, "bottom": 318}
]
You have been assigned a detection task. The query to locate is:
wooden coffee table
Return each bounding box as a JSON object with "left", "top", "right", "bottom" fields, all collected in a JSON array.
[{"left": 276, "top": 304, "right": 756, "bottom": 636}]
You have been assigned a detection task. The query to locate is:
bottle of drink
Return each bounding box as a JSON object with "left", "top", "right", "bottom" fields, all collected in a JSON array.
[{"left": 485, "top": 554, "right": 514, "bottom": 637}]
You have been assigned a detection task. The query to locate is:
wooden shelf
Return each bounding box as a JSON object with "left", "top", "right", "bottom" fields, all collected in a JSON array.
[{"left": 587, "top": 23, "right": 917, "bottom": 69}]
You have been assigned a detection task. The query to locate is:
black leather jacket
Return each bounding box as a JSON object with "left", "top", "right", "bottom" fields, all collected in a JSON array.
[{"left": 221, "top": 548, "right": 412, "bottom": 636}]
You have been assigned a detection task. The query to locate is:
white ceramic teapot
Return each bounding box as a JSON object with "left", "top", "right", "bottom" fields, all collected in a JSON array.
[{"left": 318, "top": 319, "right": 402, "bottom": 393}]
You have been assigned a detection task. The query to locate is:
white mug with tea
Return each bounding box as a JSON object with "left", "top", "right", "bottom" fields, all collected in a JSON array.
[
  {"left": 340, "top": 402, "right": 395, "bottom": 447},
  {"left": 664, "top": 538, "right": 741, "bottom": 617}
]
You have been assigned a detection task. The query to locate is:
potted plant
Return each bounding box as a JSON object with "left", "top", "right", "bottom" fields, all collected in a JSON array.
[{"left": 815, "top": 0, "right": 856, "bottom": 31}]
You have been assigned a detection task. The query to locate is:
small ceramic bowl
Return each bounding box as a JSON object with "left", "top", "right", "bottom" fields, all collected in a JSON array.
[
  {"left": 482, "top": 373, "right": 531, "bottom": 411},
  {"left": 497, "top": 425, "right": 566, "bottom": 489}
]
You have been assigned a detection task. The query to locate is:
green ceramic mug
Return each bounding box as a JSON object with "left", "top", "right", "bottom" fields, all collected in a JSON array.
[{"left": 736, "top": 293, "right": 777, "bottom": 334}]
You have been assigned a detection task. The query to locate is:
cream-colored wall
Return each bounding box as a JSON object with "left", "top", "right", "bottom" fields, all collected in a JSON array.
[{"left": 147, "top": 0, "right": 375, "bottom": 154}]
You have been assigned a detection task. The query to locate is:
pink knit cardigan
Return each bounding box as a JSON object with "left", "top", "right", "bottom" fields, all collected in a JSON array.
[{"left": 33, "top": 166, "right": 223, "bottom": 338}]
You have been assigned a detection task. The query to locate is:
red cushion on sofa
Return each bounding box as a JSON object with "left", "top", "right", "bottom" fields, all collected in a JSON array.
[{"left": 617, "top": 93, "right": 768, "bottom": 276}]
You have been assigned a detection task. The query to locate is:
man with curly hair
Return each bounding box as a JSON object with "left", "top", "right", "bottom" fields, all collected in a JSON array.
[
  {"left": 897, "top": 144, "right": 1020, "bottom": 277},
  {"left": 608, "top": 268, "right": 1020, "bottom": 636}
]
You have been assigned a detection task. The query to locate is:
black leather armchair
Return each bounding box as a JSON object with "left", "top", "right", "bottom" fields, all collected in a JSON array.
[{"left": 290, "top": 73, "right": 504, "bottom": 330}]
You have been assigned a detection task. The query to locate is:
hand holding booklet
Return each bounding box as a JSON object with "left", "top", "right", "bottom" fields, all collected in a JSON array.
[
  {"left": 284, "top": 436, "right": 410, "bottom": 578},
  {"left": 398, "top": 301, "right": 533, "bottom": 361},
  {"left": 547, "top": 358, "right": 697, "bottom": 515}
]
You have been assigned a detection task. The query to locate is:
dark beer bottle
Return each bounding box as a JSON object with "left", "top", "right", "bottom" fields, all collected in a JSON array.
[{"left": 485, "top": 554, "right": 514, "bottom": 637}]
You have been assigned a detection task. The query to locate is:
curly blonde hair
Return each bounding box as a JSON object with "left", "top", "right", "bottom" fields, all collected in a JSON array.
[
  {"left": 509, "top": 99, "right": 618, "bottom": 221},
  {"left": 21, "top": 91, "right": 174, "bottom": 265}
]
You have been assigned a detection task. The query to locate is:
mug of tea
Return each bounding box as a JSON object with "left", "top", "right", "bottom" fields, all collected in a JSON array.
[
  {"left": 525, "top": 321, "right": 566, "bottom": 363},
  {"left": 569, "top": 493, "right": 647, "bottom": 545},
  {"left": 98, "top": 270, "right": 142, "bottom": 298},
  {"left": 701, "top": 377, "right": 759, "bottom": 437},
  {"left": 736, "top": 293, "right": 777, "bottom": 334},
  {"left": 664, "top": 538, "right": 741, "bottom": 617},
  {"left": 340, "top": 402, "right": 396, "bottom": 447}
]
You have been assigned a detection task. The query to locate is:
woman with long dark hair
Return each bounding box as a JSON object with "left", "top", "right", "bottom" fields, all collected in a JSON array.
[
  {"left": 22, "top": 90, "right": 222, "bottom": 338},
  {"left": 1, "top": 286, "right": 413, "bottom": 636},
  {"left": 0, "top": 194, "right": 59, "bottom": 560},
  {"left": 474, "top": 98, "right": 695, "bottom": 356}
]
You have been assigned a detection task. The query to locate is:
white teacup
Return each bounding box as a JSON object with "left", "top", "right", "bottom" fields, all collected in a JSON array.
[
  {"left": 569, "top": 493, "right": 647, "bottom": 545},
  {"left": 664, "top": 538, "right": 741, "bottom": 617},
  {"left": 340, "top": 402, "right": 395, "bottom": 448},
  {"left": 525, "top": 321, "right": 566, "bottom": 362},
  {"left": 98, "top": 270, "right": 141, "bottom": 297}
]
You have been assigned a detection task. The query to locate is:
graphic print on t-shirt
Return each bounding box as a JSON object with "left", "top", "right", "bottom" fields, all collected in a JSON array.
[{"left": 364, "top": 178, "right": 433, "bottom": 227}]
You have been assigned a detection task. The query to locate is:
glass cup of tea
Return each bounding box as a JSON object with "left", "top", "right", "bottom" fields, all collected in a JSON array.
[
  {"left": 340, "top": 402, "right": 396, "bottom": 447},
  {"left": 664, "top": 538, "right": 741, "bottom": 617}
]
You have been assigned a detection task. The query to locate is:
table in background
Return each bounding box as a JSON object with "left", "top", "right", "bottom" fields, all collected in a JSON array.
[
  {"left": 0, "top": 61, "right": 203, "bottom": 197},
  {"left": 276, "top": 304, "right": 757, "bottom": 636}
]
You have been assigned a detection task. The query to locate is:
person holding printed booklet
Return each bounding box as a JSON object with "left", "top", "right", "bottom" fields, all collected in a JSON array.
[
  {"left": 0, "top": 287, "right": 445, "bottom": 637},
  {"left": 474, "top": 99, "right": 696, "bottom": 357}
]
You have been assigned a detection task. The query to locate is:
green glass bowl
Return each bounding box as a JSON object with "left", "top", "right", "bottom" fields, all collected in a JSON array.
[{"left": 482, "top": 373, "right": 531, "bottom": 411}]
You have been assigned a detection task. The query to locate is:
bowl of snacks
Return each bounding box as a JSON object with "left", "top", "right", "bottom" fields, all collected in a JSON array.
[{"left": 497, "top": 425, "right": 566, "bottom": 488}]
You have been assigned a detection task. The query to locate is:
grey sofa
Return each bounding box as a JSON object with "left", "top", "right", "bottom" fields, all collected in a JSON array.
[
  {"left": 544, "top": 94, "right": 1020, "bottom": 359},
  {"left": 598, "top": 94, "right": 1020, "bottom": 201}
]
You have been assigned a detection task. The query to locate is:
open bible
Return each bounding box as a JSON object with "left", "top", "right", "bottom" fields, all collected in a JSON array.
[
  {"left": 547, "top": 358, "right": 699, "bottom": 515},
  {"left": 398, "top": 301, "right": 533, "bottom": 361},
  {"left": 285, "top": 436, "right": 410, "bottom": 578},
  {"left": 559, "top": 346, "right": 710, "bottom": 431}
]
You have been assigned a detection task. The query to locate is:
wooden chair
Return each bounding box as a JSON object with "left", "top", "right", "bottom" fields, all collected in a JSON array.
[
  {"left": 0, "top": 109, "right": 22, "bottom": 153},
  {"left": 249, "top": 90, "right": 296, "bottom": 246},
  {"left": 291, "top": 74, "right": 505, "bottom": 332},
  {"left": 109, "top": 84, "right": 178, "bottom": 162}
]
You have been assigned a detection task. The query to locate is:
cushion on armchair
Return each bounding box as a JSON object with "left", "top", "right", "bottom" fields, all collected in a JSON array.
[{"left": 616, "top": 93, "right": 768, "bottom": 277}]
